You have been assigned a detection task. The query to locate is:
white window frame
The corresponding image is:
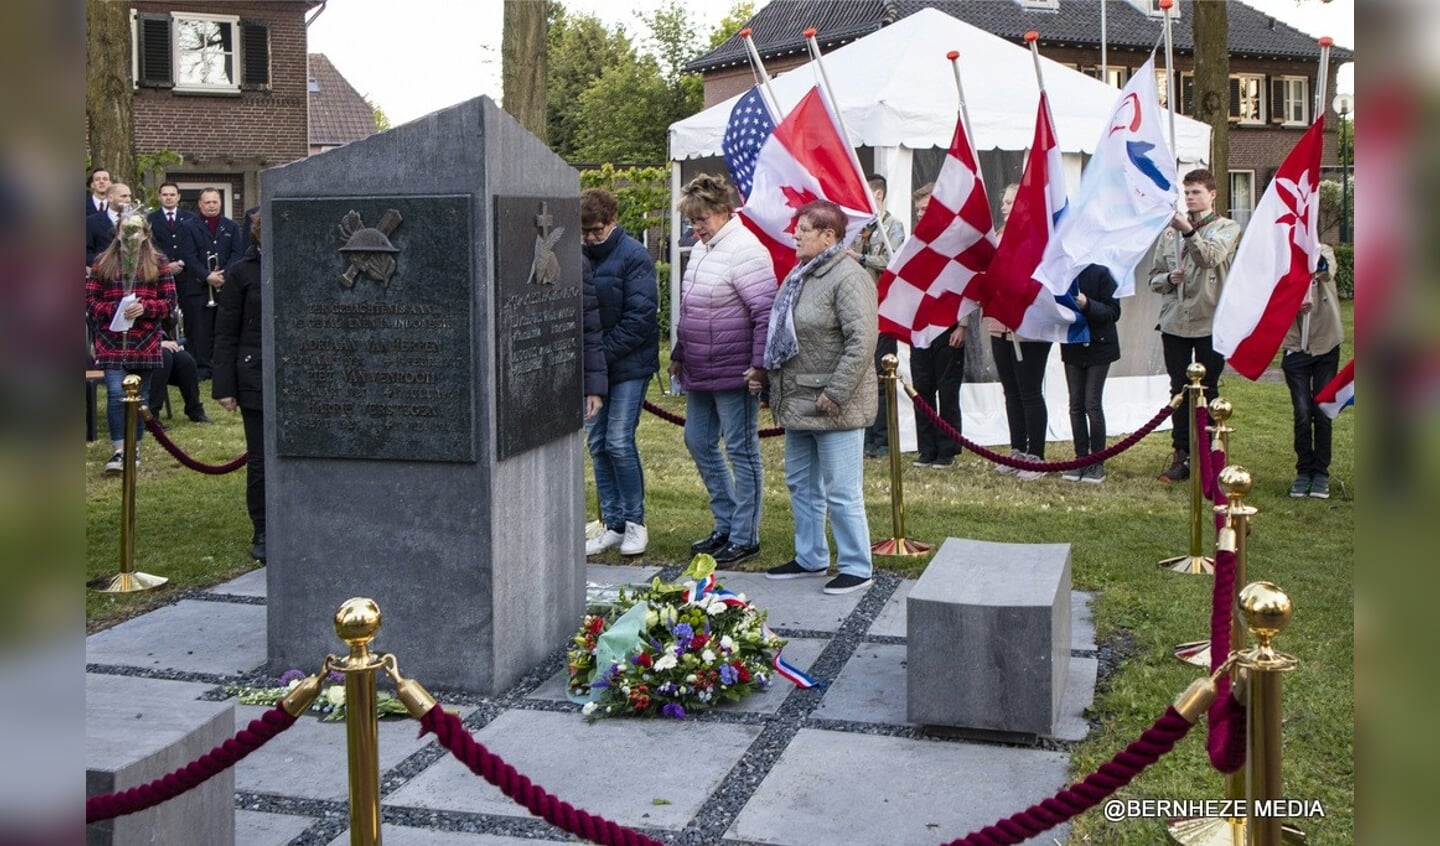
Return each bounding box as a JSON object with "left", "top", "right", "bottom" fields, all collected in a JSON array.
[
  {"left": 171, "top": 12, "right": 241, "bottom": 93},
  {"left": 1229, "top": 170, "right": 1256, "bottom": 228},
  {"left": 1017, "top": 0, "right": 1059, "bottom": 10},
  {"left": 1280, "top": 75, "right": 1310, "bottom": 126},
  {"left": 1232, "top": 73, "right": 1266, "bottom": 126},
  {"left": 1098, "top": 64, "right": 1129, "bottom": 89},
  {"left": 1134, "top": 0, "right": 1181, "bottom": 20},
  {"left": 175, "top": 182, "right": 233, "bottom": 220}
]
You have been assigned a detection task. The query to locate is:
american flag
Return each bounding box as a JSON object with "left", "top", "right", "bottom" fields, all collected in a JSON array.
[{"left": 722, "top": 87, "right": 776, "bottom": 202}]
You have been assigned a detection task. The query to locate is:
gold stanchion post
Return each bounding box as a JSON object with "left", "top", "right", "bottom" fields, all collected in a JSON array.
[
  {"left": 1237, "top": 581, "right": 1304, "bottom": 846},
  {"left": 1159, "top": 361, "right": 1214, "bottom": 574},
  {"left": 89, "top": 374, "right": 168, "bottom": 593},
  {"left": 1173, "top": 399, "right": 1239, "bottom": 667},
  {"left": 333, "top": 598, "right": 386, "bottom": 846},
  {"left": 871, "top": 354, "right": 932, "bottom": 556}
]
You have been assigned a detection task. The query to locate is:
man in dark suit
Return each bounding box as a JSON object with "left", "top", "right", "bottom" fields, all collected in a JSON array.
[
  {"left": 85, "top": 182, "right": 131, "bottom": 265},
  {"left": 147, "top": 181, "right": 197, "bottom": 274},
  {"left": 179, "top": 187, "right": 239, "bottom": 379},
  {"left": 86, "top": 167, "right": 111, "bottom": 218}
]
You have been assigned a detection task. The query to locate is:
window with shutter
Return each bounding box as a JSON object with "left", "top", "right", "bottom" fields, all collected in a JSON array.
[
  {"left": 240, "top": 20, "right": 270, "bottom": 89},
  {"left": 1270, "top": 78, "right": 1285, "bottom": 124},
  {"left": 136, "top": 13, "right": 173, "bottom": 88},
  {"left": 1229, "top": 74, "right": 1264, "bottom": 125}
]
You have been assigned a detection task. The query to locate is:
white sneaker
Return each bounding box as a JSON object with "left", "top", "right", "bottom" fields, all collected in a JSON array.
[
  {"left": 994, "top": 449, "right": 1022, "bottom": 475},
  {"left": 1016, "top": 454, "right": 1048, "bottom": 481},
  {"left": 619, "top": 521, "right": 648, "bottom": 555},
  {"left": 104, "top": 451, "right": 125, "bottom": 474},
  {"left": 586, "top": 528, "right": 624, "bottom": 556}
]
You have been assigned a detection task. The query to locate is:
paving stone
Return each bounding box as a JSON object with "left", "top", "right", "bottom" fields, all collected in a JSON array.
[
  {"left": 232, "top": 703, "right": 473, "bottom": 802},
  {"left": 869, "top": 579, "right": 915, "bottom": 637},
  {"left": 235, "top": 809, "right": 316, "bottom": 845},
  {"left": 1072, "top": 590, "right": 1096, "bottom": 651},
  {"left": 1053, "top": 656, "right": 1098, "bottom": 742},
  {"left": 210, "top": 568, "right": 268, "bottom": 598},
  {"left": 85, "top": 600, "right": 267, "bottom": 676},
  {"left": 811, "top": 642, "right": 909, "bottom": 725},
  {"left": 703, "top": 571, "right": 865, "bottom": 632},
  {"left": 384, "top": 710, "right": 759, "bottom": 830},
  {"left": 727, "top": 728, "right": 1069, "bottom": 845}
]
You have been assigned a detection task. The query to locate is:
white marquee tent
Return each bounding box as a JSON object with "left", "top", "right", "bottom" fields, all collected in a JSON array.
[{"left": 666, "top": 8, "right": 1212, "bottom": 447}]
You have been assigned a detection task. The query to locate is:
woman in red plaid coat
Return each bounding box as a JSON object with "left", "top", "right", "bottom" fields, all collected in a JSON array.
[{"left": 86, "top": 210, "right": 177, "bottom": 474}]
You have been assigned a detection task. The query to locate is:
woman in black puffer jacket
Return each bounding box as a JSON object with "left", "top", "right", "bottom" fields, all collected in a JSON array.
[{"left": 212, "top": 212, "right": 266, "bottom": 561}]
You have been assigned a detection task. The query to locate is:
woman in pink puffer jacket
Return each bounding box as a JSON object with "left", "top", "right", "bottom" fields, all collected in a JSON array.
[{"left": 669, "top": 174, "right": 778, "bottom": 568}]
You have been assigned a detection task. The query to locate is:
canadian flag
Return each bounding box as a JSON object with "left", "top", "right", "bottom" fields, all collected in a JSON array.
[
  {"left": 1213, "top": 117, "right": 1326, "bottom": 379},
  {"left": 728, "top": 85, "right": 874, "bottom": 281},
  {"left": 876, "top": 114, "right": 996, "bottom": 348}
]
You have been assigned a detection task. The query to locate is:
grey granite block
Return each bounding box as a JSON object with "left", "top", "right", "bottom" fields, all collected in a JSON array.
[
  {"left": 85, "top": 600, "right": 267, "bottom": 676},
  {"left": 727, "top": 728, "right": 1068, "bottom": 845},
  {"left": 384, "top": 710, "right": 759, "bottom": 830},
  {"left": 262, "top": 95, "right": 586, "bottom": 694},
  {"left": 86, "top": 674, "right": 235, "bottom": 846},
  {"left": 906, "top": 538, "right": 1071, "bottom": 736}
]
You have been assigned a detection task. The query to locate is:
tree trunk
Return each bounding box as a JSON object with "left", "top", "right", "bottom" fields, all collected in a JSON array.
[
  {"left": 502, "top": 0, "right": 548, "bottom": 143},
  {"left": 1191, "top": 0, "right": 1229, "bottom": 213},
  {"left": 86, "top": 0, "right": 135, "bottom": 189}
]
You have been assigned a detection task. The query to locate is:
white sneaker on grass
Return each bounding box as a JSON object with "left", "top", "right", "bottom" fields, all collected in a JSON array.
[
  {"left": 619, "top": 521, "right": 648, "bottom": 555},
  {"left": 585, "top": 528, "right": 624, "bottom": 556}
]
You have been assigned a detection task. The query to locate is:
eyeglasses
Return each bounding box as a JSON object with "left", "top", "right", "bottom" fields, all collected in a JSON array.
[
  {"left": 581, "top": 225, "right": 607, "bottom": 235},
  {"left": 794, "top": 224, "right": 824, "bottom": 236}
]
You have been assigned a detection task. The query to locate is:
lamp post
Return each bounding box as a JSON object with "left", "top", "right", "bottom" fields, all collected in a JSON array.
[{"left": 1333, "top": 92, "right": 1353, "bottom": 244}]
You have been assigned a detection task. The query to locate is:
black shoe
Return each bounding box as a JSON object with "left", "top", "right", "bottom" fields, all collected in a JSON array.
[
  {"left": 864, "top": 443, "right": 888, "bottom": 458},
  {"left": 823, "top": 573, "right": 874, "bottom": 595},
  {"left": 765, "top": 559, "right": 827, "bottom": 579},
  {"left": 250, "top": 532, "right": 266, "bottom": 562},
  {"left": 188, "top": 412, "right": 213, "bottom": 424},
  {"left": 690, "top": 530, "right": 729, "bottom": 554},
  {"left": 930, "top": 455, "right": 954, "bottom": 467},
  {"left": 712, "top": 542, "right": 760, "bottom": 568},
  {"left": 1158, "top": 449, "right": 1189, "bottom": 483}
]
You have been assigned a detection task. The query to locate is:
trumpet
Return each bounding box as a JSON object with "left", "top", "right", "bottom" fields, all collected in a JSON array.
[{"left": 206, "top": 252, "right": 220, "bottom": 308}]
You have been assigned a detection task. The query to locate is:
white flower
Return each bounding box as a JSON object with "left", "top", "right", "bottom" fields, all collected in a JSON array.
[
  {"left": 654, "top": 653, "right": 678, "bottom": 672},
  {"left": 720, "top": 635, "right": 736, "bottom": 651},
  {"left": 284, "top": 678, "right": 302, "bottom": 691},
  {"left": 685, "top": 674, "right": 698, "bottom": 683},
  {"left": 702, "top": 649, "right": 716, "bottom": 664},
  {"left": 324, "top": 686, "right": 346, "bottom": 708},
  {"left": 582, "top": 702, "right": 597, "bottom": 716},
  {"left": 645, "top": 610, "right": 659, "bottom": 628},
  {"left": 706, "top": 601, "right": 727, "bottom": 616}
]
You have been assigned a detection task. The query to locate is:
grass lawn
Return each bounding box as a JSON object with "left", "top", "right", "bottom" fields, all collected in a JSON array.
[{"left": 85, "top": 303, "right": 1353, "bottom": 842}]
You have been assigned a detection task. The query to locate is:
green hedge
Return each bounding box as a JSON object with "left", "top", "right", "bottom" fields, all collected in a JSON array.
[{"left": 1333, "top": 243, "right": 1353, "bottom": 299}]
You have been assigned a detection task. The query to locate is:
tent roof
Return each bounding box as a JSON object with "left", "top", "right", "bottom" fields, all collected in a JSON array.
[{"left": 670, "top": 8, "right": 1211, "bottom": 164}]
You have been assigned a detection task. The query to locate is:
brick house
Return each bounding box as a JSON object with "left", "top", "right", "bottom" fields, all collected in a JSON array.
[
  {"left": 129, "top": 0, "right": 317, "bottom": 218},
  {"left": 307, "top": 52, "right": 379, "bottom": 155},
  {"left": 685, "top": 0, "right": 1353, "bottom": 228}
]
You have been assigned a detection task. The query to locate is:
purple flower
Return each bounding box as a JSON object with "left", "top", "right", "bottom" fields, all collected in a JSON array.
[
  {"left": 672, "top": 622, "right": 694, "bottom": 646},
  {"left": 719, "top": 664, "right": 738, "bottom": 685},
  {"left": 327, "top": 671, "right": 345, "bottom": 685},
  {"left": 278, "top": 669, "right": 306, "bottom": 685},
  {"left": 662, "top": 703, "right": 686, "bottom": 720}
]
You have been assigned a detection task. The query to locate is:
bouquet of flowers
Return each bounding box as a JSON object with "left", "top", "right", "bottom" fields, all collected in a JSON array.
[
  {"left": 225, "top": 669, "right": 410, "bottom": 722},
  {"left": 567, "top": 556, "right": 787, "bottom": 721}
]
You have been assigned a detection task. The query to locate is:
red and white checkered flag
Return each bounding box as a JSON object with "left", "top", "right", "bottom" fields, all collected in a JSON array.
[{"left": 876, "top": 116, "right": 996, "bottom": 348}]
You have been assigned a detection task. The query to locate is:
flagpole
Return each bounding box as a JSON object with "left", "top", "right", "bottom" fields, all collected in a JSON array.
[
  {"left": 1301, "top": 37, "right": 1335, "bottom": 353},
  {"left": 804, "top": 27, "right": 895, "bottom": 257},
  {"left": 1100, "top": 0, "right": 1108, "bottom": 86},
  {"left": 1024, "top": 30, "right": 1046, "bottom": 93},
  {"left": 740, "top": 28, "right": 781, "bottom": 119},
  {"left": 1160, "top": 0, "right": 1184, "bottom": 302}
]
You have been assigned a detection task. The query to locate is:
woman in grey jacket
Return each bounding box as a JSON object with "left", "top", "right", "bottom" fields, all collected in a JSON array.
[
  {"left": 749, "top": 201, "right": 878, "bottom": 595},
  {"left": 671, "top": 174, "right": 777, "bottom": 567}
]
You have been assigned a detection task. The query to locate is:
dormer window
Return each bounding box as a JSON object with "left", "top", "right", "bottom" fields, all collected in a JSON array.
[
  {"left": 1130, "top": 0, "right": 1181, "bottom": 19},
  {"left": 1016, "top": 0, "right": 1060, "bottom": 10}
]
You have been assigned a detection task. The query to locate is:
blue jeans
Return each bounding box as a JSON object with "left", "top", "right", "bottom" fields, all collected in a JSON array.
[
  {"left": 105, "top": 368, "right": 155, "bottom": 449},
  {"left": 586, "top": 376, "right": 650, "bottom": 528},
  {"left": 784, "top": 427, "right": 872, "bottom": 577},
  {"left": 684, "top": 388, "right": 763, "bottom": 546}
]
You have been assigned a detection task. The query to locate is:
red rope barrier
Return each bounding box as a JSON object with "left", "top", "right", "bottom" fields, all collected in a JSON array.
[
  {"left": 144, "top": 415, "right": 248, "bottom": 475},
  {"left": 86, "top": 704, "right": 297, "bottom": 823},
  {"left": 912, "top": 395, "right": 1175, "bottom": 473},
  {"left": 1206, "top": 548, "right": 1247, "bottom": 773},
  {"left": 940, "top": 707, "right": 1196, "bottom": 845},
  {"left": 642, "top": 399, "right": 784, "bottom": 438},
  {"left": 420, "top": 705, "right": 663, "bottom": 846}
]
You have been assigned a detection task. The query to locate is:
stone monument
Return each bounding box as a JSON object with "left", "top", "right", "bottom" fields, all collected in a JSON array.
[{"left": 260, "top": 96, "right": 585, "bottom": 693}]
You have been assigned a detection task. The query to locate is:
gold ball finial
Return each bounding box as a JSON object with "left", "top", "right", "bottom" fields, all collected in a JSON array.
[
  {"left": 122, "top": 374, "right": 143, "bottom": 398},
  {"left": 334, "top": 597, "right": 382, "bottom": 645},
  {"left": 1218, "top": 464, "right": 1252, "bottom": 498},
  {"left": 1239, "top": 581, "right": 1291, "bottom": 641},
  {"left": 1209, "top": 397, "right": 1233, "bottom": 423},
  {"left": 1186, "top": 361, "right": 1207, "bottom": 384},
  {"left": 880, "top": 353, "right": 899, "bottom": 374}
]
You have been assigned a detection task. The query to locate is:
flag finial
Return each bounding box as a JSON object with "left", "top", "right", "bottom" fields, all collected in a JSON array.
[
  {"left": 946, "top": 50, "right": 959, "bottom": 60},
  {"left": 1318, "top": 36, "right": 1334, "bottom": 47},
  {"left": 740, "top": 27, "right": 751, "bottom": 37},
  {"left": 1159, "top": 0, "right": 1174, "bottom": 10},
  {"left": 1024, "top": 31, "right": 1039, "bottom": 43},
  {"left": 803, "top": 27, "right": 817, "bottom": 38}
]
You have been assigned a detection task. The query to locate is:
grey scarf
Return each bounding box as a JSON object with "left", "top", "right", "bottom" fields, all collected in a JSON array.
[{"left": 763, "top": 243, "right": 844, "bottom": 370}]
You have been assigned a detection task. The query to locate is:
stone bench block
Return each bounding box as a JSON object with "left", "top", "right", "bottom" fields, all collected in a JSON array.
[
  {"left": 906, "top": 538, "right": 1071, "bottom": 737},
  {"left": 86, "top": 674, "right": 235, "bottom": 846}
]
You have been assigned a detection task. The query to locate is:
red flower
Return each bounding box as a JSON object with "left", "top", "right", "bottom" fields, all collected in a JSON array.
[
  {"left": 691, "top": 633, "right": 709, "bottom": 649},
  {"left": 734, "top": 662, "right": 751, "bottom": 683},
  {"left": 637, "top": 651, "right": 653, "bottom": 667},
  {"left": 587, "top": 617, "right": 605, "bottom": 635}
]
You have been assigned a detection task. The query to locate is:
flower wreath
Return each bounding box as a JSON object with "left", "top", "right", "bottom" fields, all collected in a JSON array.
[{"left": 566, "top": 555, "right": 815, "bottom": 721}]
